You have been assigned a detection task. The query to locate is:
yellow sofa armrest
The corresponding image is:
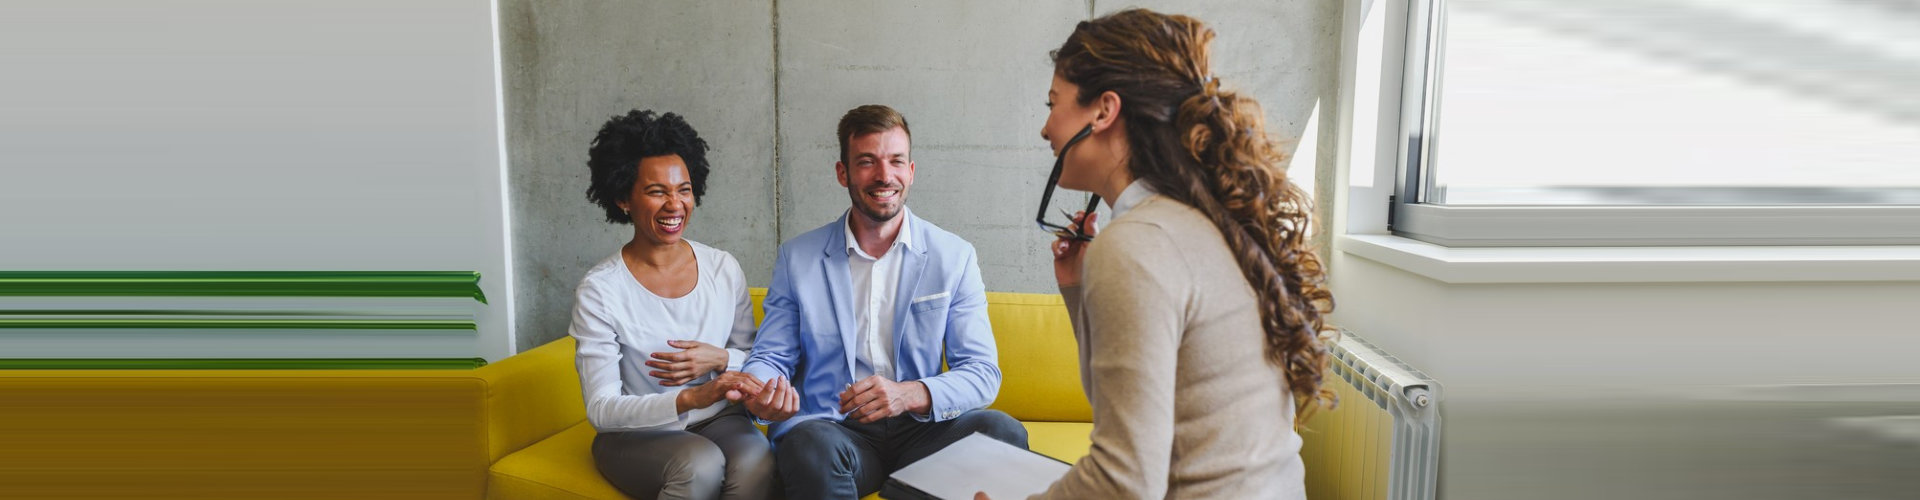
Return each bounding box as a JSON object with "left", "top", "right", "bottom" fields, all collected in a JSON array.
[{"left": 477, "top": 336, "right": 585, "bottom": 463}]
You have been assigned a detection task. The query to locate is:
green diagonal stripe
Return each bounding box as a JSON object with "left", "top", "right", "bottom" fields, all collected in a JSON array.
[
  {"left": 0, "top": 271, "right": 486, "bottom": 303},
  {"left": 0, "top": 358, "right": 487, "bottom": 370},
  {"left": 0, "top": 318, "right": 475, "bottom": 330}
]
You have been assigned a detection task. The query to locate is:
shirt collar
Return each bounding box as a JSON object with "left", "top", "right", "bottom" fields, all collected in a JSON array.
[
  {"left": 843, "top": 207, "right": 914, "bottom": 258},
  {"left": 1110, "top": 180, "right": 1157, "bottom": 221}
]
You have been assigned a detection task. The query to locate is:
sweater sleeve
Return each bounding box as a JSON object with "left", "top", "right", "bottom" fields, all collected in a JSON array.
[
  {"left": 1058, "top": 284, "right": 1086, "bottom": 334},
  {"left": 1056, "top": 284, "right": 1093, "bottom": 398},
  {"left": 570, "top": 280, "right": 686, "bottom": 431},
  {"left": 1032, "top": 222, "right": 1188, "bottom": 500}
]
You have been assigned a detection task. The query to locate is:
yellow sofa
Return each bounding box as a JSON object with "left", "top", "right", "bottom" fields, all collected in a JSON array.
[
  {"left": 486, "top": 290, "right": 1095, "bottom": 499},
  {"left": 0, "top": 290, "right": 1091, "bottom": 499}
]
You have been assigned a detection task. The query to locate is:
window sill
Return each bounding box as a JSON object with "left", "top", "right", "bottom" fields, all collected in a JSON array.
[{"left": 1337, "top": 234, "right": 1920, "bottom": 284}]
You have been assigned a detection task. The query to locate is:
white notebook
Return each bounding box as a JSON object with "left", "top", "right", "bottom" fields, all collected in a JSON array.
[{"left": 883, "top": 432, "right": 1072, "bottom": 500}]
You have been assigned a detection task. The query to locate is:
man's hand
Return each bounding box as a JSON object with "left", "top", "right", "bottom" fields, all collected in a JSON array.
[
  {"left": 838, "top": 375, "right": 931, "bottom": 424},
  {"left": 743, "top": 376, "right": 800, "bottom": 422},
  {"left": 675, "top": 371, "right": 763, "bottom": 413},
  {"left": 647, "top": 340, "right": 729, "bottom": 386}
]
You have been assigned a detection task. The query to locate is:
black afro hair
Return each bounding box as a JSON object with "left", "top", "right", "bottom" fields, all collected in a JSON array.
[{"left": 584, "top": 110, "right": 711, "bottom": 224}]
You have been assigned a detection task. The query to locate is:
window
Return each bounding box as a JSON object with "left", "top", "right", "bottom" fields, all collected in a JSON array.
[{"left": 1384, "top": 0, "right": 1920, "bottom": 246}]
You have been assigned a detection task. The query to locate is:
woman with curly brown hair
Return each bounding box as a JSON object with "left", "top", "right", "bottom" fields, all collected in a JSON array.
[{"left": 1010, "top": 8, "right": 1337, "bottom": 499}]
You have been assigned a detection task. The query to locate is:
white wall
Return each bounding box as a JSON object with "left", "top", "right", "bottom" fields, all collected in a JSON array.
[
  {"left": 1328, "top": 1, "right": 1920, "bottom": 498},
  {"left": 0, "top": 0, "right": 515, "bottom": 360},
  {"left": 1327, "top": 252, "right": 1920, "bottom": 500}
]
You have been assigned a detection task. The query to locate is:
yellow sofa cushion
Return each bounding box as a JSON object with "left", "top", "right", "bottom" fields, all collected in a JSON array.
[
  {"left": 982, "top": 292, "right": 1092, "bottom": 423},
  {"left": 1022, "top": 421, "right": 1094, "bottom": 465},
  {"left": 487, "top": 421, "right": 624, "bottom": 500}
]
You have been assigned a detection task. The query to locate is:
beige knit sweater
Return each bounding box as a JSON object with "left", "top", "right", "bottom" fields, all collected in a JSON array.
[{"left": 1031, "top": 195, "right": 1306, "bottom": 500}]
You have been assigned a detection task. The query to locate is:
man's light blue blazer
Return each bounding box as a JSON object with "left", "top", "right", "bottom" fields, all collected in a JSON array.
[{"left": 741, "top": 209, "right": 1002, "bottom": 439}]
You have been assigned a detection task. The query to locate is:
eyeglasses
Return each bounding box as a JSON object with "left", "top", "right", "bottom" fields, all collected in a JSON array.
[{"left": 1036, "top": 125, "right": 1101, "bottom": 241}]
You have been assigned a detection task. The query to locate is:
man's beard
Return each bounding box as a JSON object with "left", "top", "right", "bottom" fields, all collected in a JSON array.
[{"left": 848, "top": 183, "right": 904, "bottom": 222}]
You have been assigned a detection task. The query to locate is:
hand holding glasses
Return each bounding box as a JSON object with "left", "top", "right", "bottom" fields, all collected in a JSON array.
[{"left": 1036, "top": 125, "right": 1101, "bottom": 241}]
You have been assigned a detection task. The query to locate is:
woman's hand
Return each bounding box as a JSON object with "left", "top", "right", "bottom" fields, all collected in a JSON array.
[
  {"left": 675, "top": 371, "right": 763, "bottom": 413},
  {"left": 1051, "top": 211, "right": 1098, "bottom": 287},
  {"left": 647, "top": 340, "right": 729, "bottom": 386},
  {"left": 708, "top": 371, "right": 764, "bottom": 403}
]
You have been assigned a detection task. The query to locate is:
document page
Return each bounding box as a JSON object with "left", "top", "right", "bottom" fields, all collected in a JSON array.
[{"left": 886, "top": 432, "right": 1071, "bottom": 500}]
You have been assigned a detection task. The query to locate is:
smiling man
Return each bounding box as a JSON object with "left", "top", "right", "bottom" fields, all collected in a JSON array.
[{"left": 739, "top": 104, "right": 1029, "bottom": 499}]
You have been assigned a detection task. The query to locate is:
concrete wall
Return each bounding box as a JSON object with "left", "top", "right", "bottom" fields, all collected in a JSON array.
[
  {"left": 772, "top": 0, "right": 1086, "bottom": 287},
  {"left": 501, "top": 1, "right": 1344, "bottom": 349},
  {"left": 500, "top": 0, "right": 779, "bottom": 350}
]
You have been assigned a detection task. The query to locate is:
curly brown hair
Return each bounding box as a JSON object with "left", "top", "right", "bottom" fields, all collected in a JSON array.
[{"left": 1052, "top": 8, "right": 1337, "bottom": 418}]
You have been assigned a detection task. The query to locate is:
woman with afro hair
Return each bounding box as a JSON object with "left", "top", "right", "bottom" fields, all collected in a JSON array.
[{"left": 567, "top": 110, "right": 773, "bottom": 500}]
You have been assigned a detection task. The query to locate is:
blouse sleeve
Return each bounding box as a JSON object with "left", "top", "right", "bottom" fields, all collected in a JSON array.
[{"left": 570, "top": 279, "right": 686, "bottom": 431}]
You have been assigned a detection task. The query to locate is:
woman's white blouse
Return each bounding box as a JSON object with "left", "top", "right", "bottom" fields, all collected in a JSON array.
[{"left": 568, "top": 240, "right": 756, "bottom": 432}]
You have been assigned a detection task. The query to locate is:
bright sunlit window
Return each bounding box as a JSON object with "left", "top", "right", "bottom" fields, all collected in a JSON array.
[{"left": 1386, "top": 0, "right": 1920, "bottom": 246}]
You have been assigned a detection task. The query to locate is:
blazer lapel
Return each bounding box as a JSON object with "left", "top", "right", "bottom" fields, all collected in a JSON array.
[
  {"left": 890, "top": 213, "right": 931, "bottom": 366},
  {"left": 820, "top": 215, "right": 859, "bottom": 377}
]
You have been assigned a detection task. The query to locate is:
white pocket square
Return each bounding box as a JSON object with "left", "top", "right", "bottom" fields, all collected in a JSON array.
[{"left": 911, "top": 292, "right": 950, "bottom": 304}]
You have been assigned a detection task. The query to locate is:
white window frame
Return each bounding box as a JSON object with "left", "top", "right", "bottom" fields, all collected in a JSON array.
[
  {"left": 1330, "top": 0, "right": 1920, "bottom": 284},
  {"left": 1373, "top": 0, "right": 1920, "bottom": 248}
]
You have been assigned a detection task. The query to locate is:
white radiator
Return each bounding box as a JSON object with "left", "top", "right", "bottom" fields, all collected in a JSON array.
[{"left": 1300, "top": 331, "right": 1441, "bottom": 500}]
